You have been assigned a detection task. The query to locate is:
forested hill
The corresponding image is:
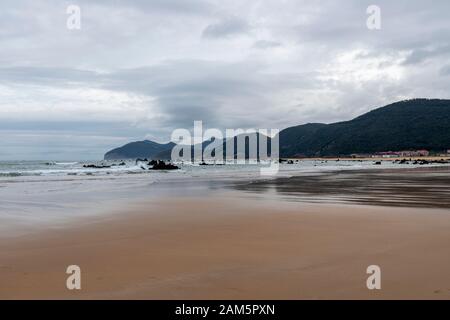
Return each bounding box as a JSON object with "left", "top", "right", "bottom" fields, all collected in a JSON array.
[
  {"left": 279, "top": 99, "right": 450, "bottom": 157},
  {"left": 104, "top": 99, "right": 450, "bottom": 159}
]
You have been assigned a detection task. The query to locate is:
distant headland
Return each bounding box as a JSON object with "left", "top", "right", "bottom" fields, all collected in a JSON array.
[{"left": 105, "top": 99, "right": 450, "bottom": 160}]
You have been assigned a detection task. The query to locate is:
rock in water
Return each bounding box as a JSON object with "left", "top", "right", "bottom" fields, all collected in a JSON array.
[
  {"left": 83, "top": 164, "right": 112, "bottom": 169},
  {"left": 150, "top": 160, "right": 179, "bottom": 170}
]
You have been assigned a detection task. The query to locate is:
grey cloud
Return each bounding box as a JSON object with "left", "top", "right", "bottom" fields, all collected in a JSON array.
[
  {"left": 0, "top": 67, "right": 99, "bottom": 85},
  {"left": 403, "top": 45, "right": 450, "bottom": 65},
  {"left": 88, "top": 0, "right": 212, "bottom": 14},
  {"left": 0, "top": 60, "right": 318, "bottom": 132},
  {"left": 202, "top": 17, "right": 249, "bottom": 38},
  {"left": 252, "top": 40, "right": 281, "bottom": 49},
  {"left": 107, "top": 61, "right": 281, "bottom": 129},
  {"left": 402, "top": 49, "right": 432, "bottom": 65},
  {"left": 440, "top": 65, "right": 450, "bottom": 76},
  {"left": 291, "top": 1, "right": 450, "bottom": 55}
]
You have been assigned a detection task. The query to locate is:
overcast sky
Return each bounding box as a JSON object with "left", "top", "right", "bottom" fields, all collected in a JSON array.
[{"left": 1, "top": 0, "right": 450, "bottom": 160}]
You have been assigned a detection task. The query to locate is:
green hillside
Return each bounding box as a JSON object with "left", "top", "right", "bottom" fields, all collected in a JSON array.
[
  {"left": 104, "top": 99, "right": 450, "bottom": 160},
  {"left": 279, "top": 99, "right": 450, "bottom": 157}
]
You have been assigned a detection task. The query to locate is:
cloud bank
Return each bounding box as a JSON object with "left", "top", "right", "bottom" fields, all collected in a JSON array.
[{"left": 0, "top": 0, "right": 449, "bottom": 159}]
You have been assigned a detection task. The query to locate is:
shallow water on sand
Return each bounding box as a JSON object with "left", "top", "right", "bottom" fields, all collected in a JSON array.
[
  {"left": 1, "top": 161, "right": 449, "bottom": 237},
  {"left": 232, "top": 166, "right": 450, "bottom": 209}
]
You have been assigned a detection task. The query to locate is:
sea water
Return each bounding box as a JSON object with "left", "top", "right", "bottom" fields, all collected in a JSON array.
[{"left": 0, "top": 159, "right": 448, "bottom": 237}]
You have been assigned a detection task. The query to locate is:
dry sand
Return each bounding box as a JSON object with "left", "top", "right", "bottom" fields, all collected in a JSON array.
[{"left": 1, "top": 195, "right": 450, "bottom": 300}]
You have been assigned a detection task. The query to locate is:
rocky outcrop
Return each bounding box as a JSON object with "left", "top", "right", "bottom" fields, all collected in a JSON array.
[{"left": 149, "top": 160, "right": 179, "bottom": 170}]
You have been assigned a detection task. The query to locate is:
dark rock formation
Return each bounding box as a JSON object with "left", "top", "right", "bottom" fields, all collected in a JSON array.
[
  {"left": 83, "top": 164, "right": 111, "bottom": 169},
  {"left": 149, "top": 160, "right": 179, "bottom": 170}
]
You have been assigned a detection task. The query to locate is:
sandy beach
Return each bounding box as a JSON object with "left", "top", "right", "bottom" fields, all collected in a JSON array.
[
  {"left": 1, "top": 185, "right": 450, "bottom": 299},
  {"left": 2, "top": 0, "right": 450, "bottom": 305}
]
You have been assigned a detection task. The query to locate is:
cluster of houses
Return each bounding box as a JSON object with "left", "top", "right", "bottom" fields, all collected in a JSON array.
[
  {"left": 351, "top": 150, "right": 450, "bottom": 158},
  {"left": 374, "top": 150, "right": 430, "bottom": 158}
]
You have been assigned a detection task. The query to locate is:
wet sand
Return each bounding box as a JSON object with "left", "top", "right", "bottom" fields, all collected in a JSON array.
[
  {"left": 233, "top": 166, "right": 450, "bottom": 209},
  {"left": 1, "top": 194, "right": 450, "bottom": 300}
]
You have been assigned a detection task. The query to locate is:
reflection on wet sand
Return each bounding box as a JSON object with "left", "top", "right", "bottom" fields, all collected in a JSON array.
[{"left": 232, "top": 166, "right": 450, "bottom": 209}]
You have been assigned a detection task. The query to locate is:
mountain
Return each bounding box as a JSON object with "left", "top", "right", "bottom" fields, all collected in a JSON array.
[
  {"left": 104, "top": 99, "right": 450, "bottom": 160},
  {"left": 279, "top": 99, "right": 450, "bottom": 157},
  {"left": 104, "top": 140, "right": 175, "bottom": 160},
  {"left": 151, "top": 133, "right": 272, "bottom": 161}
]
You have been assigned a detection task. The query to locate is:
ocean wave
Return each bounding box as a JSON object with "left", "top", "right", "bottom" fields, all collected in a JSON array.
[
  {"left": 0, "top": 172, "right": 22, "bottom": 177},
  {"left": 0, "top": 172, "right": 44, "bottom": 177}
]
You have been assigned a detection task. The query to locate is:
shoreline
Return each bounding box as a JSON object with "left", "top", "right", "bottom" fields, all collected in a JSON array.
[{"left": 2, "top": 164, "right": 449, "bottom": 239}]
